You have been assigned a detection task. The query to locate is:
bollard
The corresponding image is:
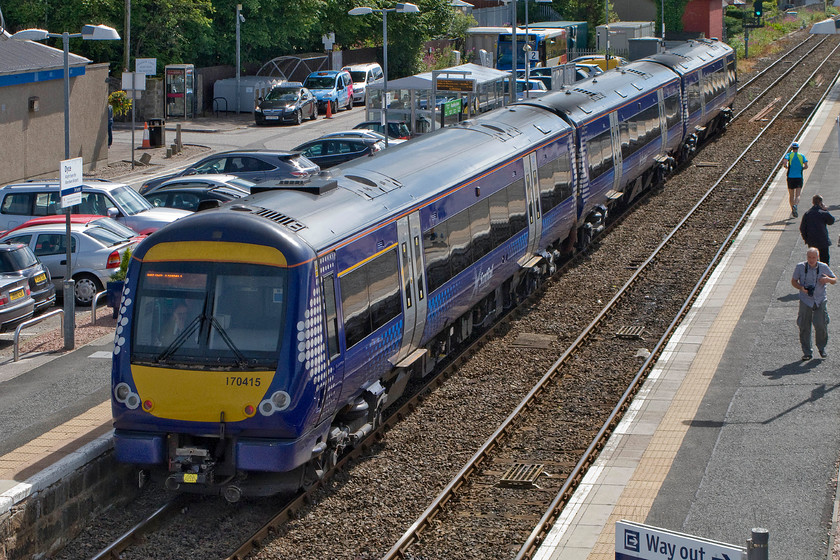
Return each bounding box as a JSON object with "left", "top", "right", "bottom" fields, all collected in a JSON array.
[
  {"left": 176, "top": 123, "right": 183, "bottom": 152},
  {"left": 747, "top": 528, "right": 768, "bottom": 560}
]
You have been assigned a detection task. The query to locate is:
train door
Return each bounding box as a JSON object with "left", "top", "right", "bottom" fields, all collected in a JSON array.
[
  {"left": 523, "top": 151, "right": 542, "bottom": 255},
  {"left": 318, "top": 255, "right": 344, "bottom": 422},
  {"left": 394, "top": 212, "right": 427, "bottom": 362},
  {"left": 609, "top": 111, "right": 623, "bottom": 193}
]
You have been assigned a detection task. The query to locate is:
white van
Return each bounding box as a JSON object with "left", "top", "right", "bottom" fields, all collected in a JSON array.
[{"left": 342, "top": 63, "right": 383, "bottom": 105}]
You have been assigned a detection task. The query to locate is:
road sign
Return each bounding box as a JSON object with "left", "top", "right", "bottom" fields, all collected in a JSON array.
[
  {"left": 616, "top": 520, "right": 746, "bottom": 560},
  {"left": 60, "top": 157, "right": 83, "bottom": 208}
]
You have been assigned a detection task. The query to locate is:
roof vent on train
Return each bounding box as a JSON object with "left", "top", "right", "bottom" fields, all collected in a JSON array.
[
  {"left": 572, "top": 87, "right": 606, "bottom": 101},
  {"left": 342, "top": 174, "right": 404, "bottom": 199},
  {"left": 252, "top": 208, "right": 307, "bottom": 232},
  {"left": 251, "top": 178, "right": 338, "bottom": 196}
]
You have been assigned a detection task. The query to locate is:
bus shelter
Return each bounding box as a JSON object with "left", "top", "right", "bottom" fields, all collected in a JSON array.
[{"left": 364, "top": 63, "right": 510, "bottom": 135}]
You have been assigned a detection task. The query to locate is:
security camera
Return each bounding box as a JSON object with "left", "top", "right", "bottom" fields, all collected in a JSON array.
[{"left": 238, "top": 14, "right": 245, "bottom": 22}]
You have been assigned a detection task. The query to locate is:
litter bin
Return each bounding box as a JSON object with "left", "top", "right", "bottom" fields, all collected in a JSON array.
[{"left": 148, "top": 118, "right": 165, "bottom": 148}]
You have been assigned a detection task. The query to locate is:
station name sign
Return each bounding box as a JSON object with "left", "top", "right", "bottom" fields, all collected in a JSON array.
[
  {"left": 436, "top": 78, "right": 475, "bottom": 92},
  {"left": 616, "top": 520, "right": 745, "bottom": 560}
]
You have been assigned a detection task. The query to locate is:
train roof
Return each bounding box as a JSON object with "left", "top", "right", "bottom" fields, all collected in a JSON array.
[
  {"left": 642, "top": 38, "right": 734, "bottom": 75},
  {"left": 211, "top": 104, "right": 573, "bottom": 253},
  {"left": 518, "top": 59, "right": 679, "bottom": 126}
]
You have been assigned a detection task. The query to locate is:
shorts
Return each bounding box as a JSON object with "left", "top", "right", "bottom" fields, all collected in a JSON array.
[{"left": 787, "top": 177, "right": 803, "bottom": 190}]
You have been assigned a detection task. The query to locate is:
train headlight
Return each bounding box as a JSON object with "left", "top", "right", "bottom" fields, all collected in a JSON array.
[
  {"left": 115, "top": 382, "right": 141, "bottom": 410},
  {"left": 115, "top": 383, "right": 130, "bottom": 401},
  {"left": 272, "top": 391, "right": 291, "bottom": 411},
  {"left": 125, "top": 394, "right": 140, "bottom": 410}
]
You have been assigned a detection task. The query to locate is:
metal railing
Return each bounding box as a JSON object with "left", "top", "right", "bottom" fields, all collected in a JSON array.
[
  {"left": 91, "top": 290, "right": 108, "bottom": 325},
  {"left": 13, "top": 309, "right": 64, "bottom": 362}
]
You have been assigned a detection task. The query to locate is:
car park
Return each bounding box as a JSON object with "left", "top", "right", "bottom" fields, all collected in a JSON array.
[
  {"left": 0, "top": 276, "right": 34, "bottom": 333},
  {"left": 0, "top": 219, "right": 138, "bottom": 306},
  {"left": 0, "top": 179, "right": 190, "bottom": 235},
  {"left": 318, "top": 129, "right": 406, "bottom": 145},
  {"left": 292, "top": 136, "right": 384, "bottom": 169},
  {"left": 0, "top": 243, "right": 54, "bottom": 312},
  {"left": 142, "top": 175, "right": 252, "bottom": 212},
  {"left": 303, "top": 70, "right": 353, "bottom": 114},
  {"left": 341, "top": 63, "right": 383, "bottom": 105},
  {"left": 138, "top": 151, "right": 320, "bottom": 194},
  {"left": 254, "top": 82, "right": 318, "bottom": 125},
  {"left": 353, "top": 120, "right": 412, "bottom": 140}
]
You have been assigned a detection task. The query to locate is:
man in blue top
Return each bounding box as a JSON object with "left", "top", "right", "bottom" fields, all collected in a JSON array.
[
  {"left": 784, "top": 141, "right": 808, "bottom": 218},
  {"left": 791, "top": 247, "right": 836, "bottom": 360}
]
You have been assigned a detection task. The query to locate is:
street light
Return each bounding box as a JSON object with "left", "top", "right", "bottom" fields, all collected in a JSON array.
[
  {"left": 236, "top": 4, "right": 245, "bottom": 115},
  {"left": 348, "top": 2, "right": 420, "bottom": 148},
  {"left": 12, "top": 23, "right": 120, "bottom": 350}
]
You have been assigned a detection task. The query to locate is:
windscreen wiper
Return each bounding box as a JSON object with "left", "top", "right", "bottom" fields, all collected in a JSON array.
[
  {"left": 156, "top": 314, "right": 203, "bottom": 363},
  {"left": 208, "top": 316, "right": 249, "bottom": 367}
]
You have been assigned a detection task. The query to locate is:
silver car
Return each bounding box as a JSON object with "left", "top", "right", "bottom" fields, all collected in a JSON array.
[{"left": 0, "top": 219, "right": 137, "bottom": 306}]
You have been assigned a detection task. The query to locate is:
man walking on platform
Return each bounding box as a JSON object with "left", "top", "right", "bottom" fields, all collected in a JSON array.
[
  {"left": 784, "top": 141, "right": 808, "bottom": 218},
  {"left": 800, "top": 194, "right": 835, "bottom": 265},
  {"left": 791, "top": 247, "right": 836, "bottom": 360}
]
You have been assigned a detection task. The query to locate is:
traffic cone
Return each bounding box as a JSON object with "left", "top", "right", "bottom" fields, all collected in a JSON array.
[
  {"left": 141, "top": 122, "right": 151, "bottom": 148},
  {"left": 325, "top": 100, "right": 332, "bottom": 119}
]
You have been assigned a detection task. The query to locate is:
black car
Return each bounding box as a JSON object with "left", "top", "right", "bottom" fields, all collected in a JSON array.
[
  {"left": 353, "top": 120, "right": 412, "bottom": 140},
  {"left": 292, "top": 137, "right": 384, "bottom": 169},
  {"left": 0, "top": 243, "right": 53, "bottom": 313},
  {"left": 143, "top": 175, "right": 253, "bottom": 212},
  {"left": 255, "top": 83, "right": 318, "bottom": 126},
  {"left": 139, "top": 151, "right": 320, "bottom": 194}
]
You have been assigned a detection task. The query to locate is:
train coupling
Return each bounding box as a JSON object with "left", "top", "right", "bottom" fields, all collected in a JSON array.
[{"left": 166, "top": 446, "right": 215, "bottom": 488}]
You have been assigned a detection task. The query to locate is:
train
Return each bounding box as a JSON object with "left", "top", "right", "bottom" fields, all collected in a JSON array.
[{"left": 111, "top": 38, "right": 736, "bottom": 501}]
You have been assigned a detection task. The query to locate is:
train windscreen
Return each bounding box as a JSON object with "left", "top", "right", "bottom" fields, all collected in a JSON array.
[{"left": 131, "top": 261, "right": 286, "bottom": 368}]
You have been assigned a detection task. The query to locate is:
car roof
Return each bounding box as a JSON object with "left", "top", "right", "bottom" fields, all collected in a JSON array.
[
  {"left": 2, "top": 179, "right": 129, "bottom": 191},
  {"left": 0, "top": 242, "right": 28, "bottom": 252},
  {"left": 160, "top": 174, "right": 252, "bottom": 184},
  {"left": 343, "top": 63, "right": 381, "bottom": 70},
  {"left": 1, "top": 222, "right": 119, "bottom": 235},
  {"left": 205, "top": 150, "right": 300, "bottom": 158}
]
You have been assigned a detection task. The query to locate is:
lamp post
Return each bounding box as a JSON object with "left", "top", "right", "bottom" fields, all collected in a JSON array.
[
  {"left": 12, "top": 24, "right": 120, "bottom": 350},
  {"left": 236, "top": 4, "right": 245, "bottom": 115},
  {"left": 349, "top": 2, "right": 420, "bottom": 148}
]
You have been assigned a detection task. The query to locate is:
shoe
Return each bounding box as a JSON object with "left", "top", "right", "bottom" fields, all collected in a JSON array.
[
  {"left": 819, "top": 349, "right": 827, "bottom": 358},
  {"left": 793, "top": 205, "right": 798, "bottom": 217},
  {"left": 802, "top": 354, "right": 812, "bottom": 361}
]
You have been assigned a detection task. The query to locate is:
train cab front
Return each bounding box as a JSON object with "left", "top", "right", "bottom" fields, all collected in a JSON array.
[{"left": 110, "top": 212, "right": 331, "bottom": 499}]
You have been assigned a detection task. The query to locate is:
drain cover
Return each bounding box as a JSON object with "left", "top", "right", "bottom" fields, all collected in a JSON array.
[
  {"left": 500, "top": 463, "right": 544, "bottom": 487},
  {"left": 616, "top": 326, "right": 645, "bottom": 340}
]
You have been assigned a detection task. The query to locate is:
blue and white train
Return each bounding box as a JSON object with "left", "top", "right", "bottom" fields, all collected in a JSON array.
[{"left": 111, "top": 39, "right": 736, "bottom": 500}]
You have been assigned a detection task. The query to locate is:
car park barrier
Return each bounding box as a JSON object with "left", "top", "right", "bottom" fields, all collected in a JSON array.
[
  {"left": 91, "top": 290, "right": 107, "bottom": 325},
  {"left": 14, "top": 309, "right": 64, "bottom": 362}
]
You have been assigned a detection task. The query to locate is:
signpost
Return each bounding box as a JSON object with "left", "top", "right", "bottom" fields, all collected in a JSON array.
[
  {"left": 122, "top": 71, "right": 146, "bottom": 169},
  {"left": 616, "top": 521, "right": 746, "bottom": 560},
  {"left": 60, "top": 157, "right": 83, "bottom": 349}
]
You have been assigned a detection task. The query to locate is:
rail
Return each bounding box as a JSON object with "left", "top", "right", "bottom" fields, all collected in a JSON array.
[
  {"left": 91, "top": 290, "right": 107, "bottom": 325},
  {"left": 13, "top": 309, "right": 64, "bottom": 362}
]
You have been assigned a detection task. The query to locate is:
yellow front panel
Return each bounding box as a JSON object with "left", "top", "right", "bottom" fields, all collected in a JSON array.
[
  {"left": 143, "top": 241, "right": 287, "bottom": 267},
  {"left": 132, "top": 365, "right": 275, "bottom": 422}
]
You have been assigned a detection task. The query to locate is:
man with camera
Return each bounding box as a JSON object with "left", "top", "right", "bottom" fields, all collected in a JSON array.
[
  {"left": 791, "top": 247, "right": 836, "bottom": 360},
  {"left": 800, "top": 194, "right": 835, "bottom": 264}
]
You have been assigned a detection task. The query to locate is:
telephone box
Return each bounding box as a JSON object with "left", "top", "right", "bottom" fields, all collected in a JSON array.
[{"left": 165, "top": 64, "right": 195, "bottom": 119}]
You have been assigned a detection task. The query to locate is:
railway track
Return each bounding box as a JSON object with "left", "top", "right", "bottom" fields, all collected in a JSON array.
[{"left": 68, "top": 31, "right": 840, "bottom": 560}]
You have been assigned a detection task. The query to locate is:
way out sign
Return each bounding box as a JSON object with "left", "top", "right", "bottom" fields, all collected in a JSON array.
[
  {"left": 616, "top": 520, "right": 745, "bottom": 560},
  {"left": 60, "top": 157, "right": 83, "bottom": 208}
]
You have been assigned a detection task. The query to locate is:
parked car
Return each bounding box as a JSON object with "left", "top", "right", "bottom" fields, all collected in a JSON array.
[
  {"left": 0, "top": 179, "right": 190, "bottom": 235},
  {"left": 254, "top": 82, "right": 318, "bottom": 125},
  {"left": 0, "top": 219, "right": 137, "bottom": 306},
  {"left": 574, "top": 63, "right": 603, "bottom": 81},
  {"left": 341, "top": 63, "right": 383, "bottom": 105},
  {"left": 318, "top": 129, "right": 406, "bottom": 145},
  {"left": 292, "top": 136, "right": 384, "bottom": 169},
  {"left": 571, "top": 54, "right": 628, "bottom": 71},
  {"left": 138, "top": 151, "right": 320, "bottom": 194},
  {"left": 353, "top": 120, "right": 412, "bottom": 140},
  {"left": 303, "top": 70, "right": 353, "bottom": 114},
  {"left": 0, "top": 275, "right": 34, "bottom": 333},
  {"left": 1, "top": 215, "right": 145, "bottom": 242},
  {"left": 142, "top": 175, "right": 252, "bottom": 212},
  {"left": 0, "top": 243, "right": 54, "bottom": 312},
  {"left": 504, "top": 78, "right": 549, "bottom": 100}
]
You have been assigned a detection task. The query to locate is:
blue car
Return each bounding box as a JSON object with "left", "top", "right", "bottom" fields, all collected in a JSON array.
[{"left": 303, "top": 70, "right": 353, "bottom": 114}]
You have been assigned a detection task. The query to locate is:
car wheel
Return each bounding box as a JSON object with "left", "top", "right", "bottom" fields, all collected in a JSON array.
[
  {"left": 310, "top": 106, "right": 317, "bottom": 120},
  {"left": 331, "top": 101, "right": 337, "bottom": 115},
  {"left": 74, "top": 273, "right": 102, "bottom": 307},
  {"left": 346, "top": 98, "right": 352, "bottom": 110},
  {"left": 293, "top": 109, "right": 302, "bottom": 125}
]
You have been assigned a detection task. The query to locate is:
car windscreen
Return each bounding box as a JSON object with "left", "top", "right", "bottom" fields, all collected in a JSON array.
[
  {"left": 265, "top": 88, "right": 299, "bottom": 102},
  {"left": 91, "top": 217, "right": 138, "bottom": 238},
  {"left": 0, "top": 247, "right": 38, "bottom": 272},
  {"left": 111, "top": 186, "right": 154, "bottom": 215},
  {"left": 84, "top": 226, "right": 132, "bottom": 246},
  {"left": 304, "top": 76, "right": 337, "bottom": 89}
]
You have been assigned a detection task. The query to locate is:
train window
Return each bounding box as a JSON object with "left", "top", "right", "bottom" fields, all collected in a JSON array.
[
  {"left": 665, "top": 93, "right": 680, "bottom": 129},
  {"left": 538, "top": 152, "right": 572, "bottom": 212},
  {"left": 587, "top": 129, "right": 613, "bottom": 181},
  {"left": 340, "top": 266, "right": 371, "bottom": 348},
  {"left": 448, "top": 208, "right": 473, "bottom": 277},
  {"left": 470, "top": 198, "right": 492, "bottom": 261},
  {"left": 424, "top": 220, "right": 450, "bottom": 293},
  {"left": 507, "top": 179, "right": 528, "bottom": 234},
  {"left": 619, "top": 121, "right": 632, "bottom": 160},
  {"left": 489, "top": 188, "right": 511, "bottom": 248},
  {"left": 687, "top": 78, "right": 702, "bottom": 114},
  {"left": 368, "top": 249, "right": 401, "bottom": 332},
  {"left": 322, "top": 274, "right": 340, "bottom": 359},
  {"left": 210, "top": 273, "right": 283, "bottom": 353}
]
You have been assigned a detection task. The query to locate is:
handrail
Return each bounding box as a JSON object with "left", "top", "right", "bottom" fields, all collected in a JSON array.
[
  {"left": 91, "top": 290, "right": 107, "bottom": 325},
  {"left": 14, "top": 309, "right": 64, "bottom": 362}
]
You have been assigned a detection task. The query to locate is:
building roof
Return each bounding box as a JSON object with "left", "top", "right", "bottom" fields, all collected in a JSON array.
[
  {"left": 368, "top": 63, "right": 510, "bottom": 91},
  {"left": 0, "top": 31, "right": 90, "bottom": 78}
]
